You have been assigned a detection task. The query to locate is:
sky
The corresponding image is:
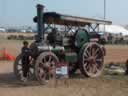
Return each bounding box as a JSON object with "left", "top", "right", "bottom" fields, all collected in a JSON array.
[{"left": 0, "top": 0, "right": 128, "bottom": 27}]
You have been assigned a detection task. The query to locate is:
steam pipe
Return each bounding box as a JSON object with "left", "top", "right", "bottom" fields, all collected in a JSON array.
[{"left": 36, "top": 4, "right": 44, "bottom": 42}]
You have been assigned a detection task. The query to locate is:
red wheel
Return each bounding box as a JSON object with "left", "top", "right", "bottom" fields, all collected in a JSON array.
[{"left": 79, "top": 43, "right": 104, "bottom": 77}]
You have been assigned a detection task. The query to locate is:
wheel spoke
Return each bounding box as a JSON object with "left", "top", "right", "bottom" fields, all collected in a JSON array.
[
  {"left": 86, "top": 63, "right": 91, "bottom": 71},
  {"left": 89, "top": 44, "right": 92, "bottom": 53},
  {"left": 95, "top": 53, "right": 103, "bottom": 59},
  {"left": 83, "top": 62, "right": 88, "bottom": 66},
  {"left": 38, "top": 68, "right": 45, "bottom": 77},
  {"left": 17, "top": 65, "right": 22, "bottom": 70},
  {"left": 18, "top": 69, "right": 22, "bottom": 72},
  {"left": 94, "top": 48, "right": 100, "bottom": 56},
  {"left": 83, "top": 62, "right": 88, "bottom": 70},
  {"left": 18, "top": 60, "right": 22, "bottom": 65},
  {"left": 48, "top": 56, "right": 52, "bottom": 62},
  {"left": 92, "top": 48, "right": 95, "bottom": 56},
  {"left": 86, "top": 50, "right": 91, "bottom": 57},
  {"left": 93, "top": 64, "right": 98, "bottom": 74},
  {"left": 84, "top": 52, "right": 89, "bottom": 57},
  {"left": 18, "top": 63, "right": 22, "bottom": 65},
  {"left": 87, "top": 64, "right": 97, "bottom": 74},
  {"left": 19, "top": 70, "right": 23, "bottom": 74},
  {"left": 43, "top": 57, "right": 46, "bottom": 63},
  {"left": 83, "top": 59, "right": 88, "bottom": 63},
  {"left": 88, "top": 65, "right": 93, "bottom": 73},
  {"left": 49, "top": 66, "right": 56, "bottom": 78}
]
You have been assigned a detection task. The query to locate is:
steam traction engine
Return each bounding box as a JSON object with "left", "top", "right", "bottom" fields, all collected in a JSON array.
[{"left": 14, "top": 4, "right": 112, "bottom": 84}]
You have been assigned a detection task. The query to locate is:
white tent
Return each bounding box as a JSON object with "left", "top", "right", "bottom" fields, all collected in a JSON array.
[
  {"left": 99, "top": 25, "right": 128, "bottom": 36},
  {"left": 0, "top": 27, "right": 6, "bottom": 32}
]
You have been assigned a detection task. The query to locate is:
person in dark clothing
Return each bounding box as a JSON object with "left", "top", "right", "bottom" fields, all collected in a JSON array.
[
  {"left": 125, "top": 59, "right": 128, "bottom": 75},
  {"left": 21, "top": 41, "right": 30, "bottom": 81},
  {"left": 47, "top": 28, "right": 57, "bottom": 44}
]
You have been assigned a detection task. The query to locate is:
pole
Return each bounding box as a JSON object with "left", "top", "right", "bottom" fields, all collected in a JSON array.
[{"left": 104, "top": 0, "right": 106, "bottom": 33}]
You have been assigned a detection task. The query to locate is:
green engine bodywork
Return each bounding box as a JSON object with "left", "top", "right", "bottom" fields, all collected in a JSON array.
[
  {"left": 75, "top": 29, "right": 89, "bottom": 48},
  {"left": 50, "top": 29, "right": 89, "bottom": 63},
  {"left": 65, "top": 52, "right": 77, "bottom": 63}
]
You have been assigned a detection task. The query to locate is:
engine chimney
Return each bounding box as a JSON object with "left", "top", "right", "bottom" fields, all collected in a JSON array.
[{"left": 36, "top": 4, "right": 44, "bottom": 42}]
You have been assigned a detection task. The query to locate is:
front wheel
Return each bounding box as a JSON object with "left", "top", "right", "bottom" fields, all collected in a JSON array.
[
  {"left": 79, "top": 43, "right": 104, "bottom": 77},
  {"left": 35, "top": 52, "right": 59, "bottom": 84}
]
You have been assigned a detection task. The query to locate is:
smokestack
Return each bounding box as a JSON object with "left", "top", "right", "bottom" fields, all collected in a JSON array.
[{"left": 36, "top": 4, "right": 44, "bottom": 42}]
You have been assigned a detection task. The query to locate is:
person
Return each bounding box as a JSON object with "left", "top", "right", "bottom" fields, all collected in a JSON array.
[
  {"left": 47, "top": 28, "right": 57, "bottom": 44},
  {"left": 125, "top": 59, "right": 128, "bottom": 75},
  {"left": 21, "top": 41, "right": 30, "bottom": 82}
]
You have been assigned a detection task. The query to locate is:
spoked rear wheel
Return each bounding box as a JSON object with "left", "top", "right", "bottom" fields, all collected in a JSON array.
[
  {"left": 35, "top": 52, "right": 59, "bottom": 84},
  {"left": 79, "top": 43, "right": 104, "bottom": 77},
  {"left": 14, "top": 54, "right": 35, "bottom": 81}
]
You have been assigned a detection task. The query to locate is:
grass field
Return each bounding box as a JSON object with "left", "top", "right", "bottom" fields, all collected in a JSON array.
[{"left": 0, "top": 39, "right": 128, "bottom": 96}]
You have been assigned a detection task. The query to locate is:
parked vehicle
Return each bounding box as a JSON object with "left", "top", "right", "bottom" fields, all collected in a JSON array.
[{"left": 14, "top": 4, "right": 112, "bottom": 84}]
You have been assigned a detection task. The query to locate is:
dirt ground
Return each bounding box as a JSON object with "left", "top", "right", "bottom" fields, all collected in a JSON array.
[
  {"left": 105, "top": 45, "right": 128, "bottom": 64},
  {"left": 0, "top": 61, "right": 128, "bottom": 96},
  {"left": 0, "top": 40, "right": 128, "bottom": 96}
]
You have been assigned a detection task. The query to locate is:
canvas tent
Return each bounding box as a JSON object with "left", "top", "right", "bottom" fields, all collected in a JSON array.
[
  {"left": 99, "top": 25, "right": 128, "bottom": 36},
  {"left": 0, "top": 27, "right": 6, "bottom": 32}
]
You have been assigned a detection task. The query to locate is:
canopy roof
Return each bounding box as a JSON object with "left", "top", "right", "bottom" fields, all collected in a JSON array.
[{"left": 34, "top": 12, "right": 112, "bottom": 26}]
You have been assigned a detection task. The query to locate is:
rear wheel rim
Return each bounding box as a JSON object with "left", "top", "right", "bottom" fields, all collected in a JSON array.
[
  {"left": 14, "top": 54, "right": 34, "bottom": 81},
  {"left": 82, "top": 43, "right": 104, "bottom": 77}
]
